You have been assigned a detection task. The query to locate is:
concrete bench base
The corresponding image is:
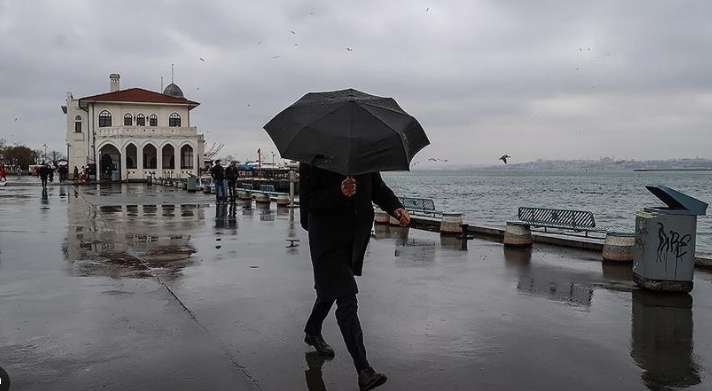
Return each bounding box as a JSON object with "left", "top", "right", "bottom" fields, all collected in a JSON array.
[
  {"left": 602, "top": 232, "right": 635, "bottom": 262},
  {"left": 503, "top": 221, "right": 533, "bottom": 247},
  {"left": 374, "top": 210, "right": 390, "bottom": 224},
  {"left": 440, "top": 212, "right": 463, "bottom": 235}
]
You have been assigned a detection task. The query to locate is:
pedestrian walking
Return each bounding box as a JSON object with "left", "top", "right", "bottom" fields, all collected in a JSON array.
[
  {"left": 0, "top": 164, "right": 6, "bottom": 182},
  {"left": 210, "top": 159, "right": 226, "bottom": 202},
  {"left": 73, "top": 166, "right": 79, "bottom": 183},
  {"left": 39, "top": 163, "right": 50, "bottom": 189},
  {"left": 299, "top": 163, "right": 410, "bottom": 391}
]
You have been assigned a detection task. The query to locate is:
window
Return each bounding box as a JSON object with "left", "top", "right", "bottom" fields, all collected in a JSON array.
[
  {"left": 124, "top": 113, "right": 133, "bottom": 126},
  {"left": 149, "top": 114, "right": 158, "bottom": 126},
  {"left": 74, "top": 115, "right": 82, "bottom": 133},
  {"left": 180, "top": 145, "right": 194, "bottom": 168},
  {"left": 99, "top": 110, "right": 112, "bottom": 127},
  {"left": 169, "top": 113, "right": 181, "bottom": 127},
  {"left": 136, "top": 113, "right": 145, "bottom": 126},
  {"left": 126, "top": 143, "right": 137, "bottom": 169}
]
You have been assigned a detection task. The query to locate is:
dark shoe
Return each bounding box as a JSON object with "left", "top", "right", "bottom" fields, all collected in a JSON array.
[
  {"left": 304, "top": 334, "right": 335, "bottom": 357},
  {"left": 358, "top": 367, "right": 387, "bottom": 391}
]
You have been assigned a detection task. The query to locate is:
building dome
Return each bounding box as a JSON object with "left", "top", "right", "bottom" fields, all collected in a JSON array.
[{"left": 163, "top": 83, "right": 184, "bottom": 98}]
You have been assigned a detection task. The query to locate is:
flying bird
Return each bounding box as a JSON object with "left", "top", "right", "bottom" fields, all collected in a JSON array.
[
  {"left": 426, "top": 7, "right": 430, "bottom": 11},
  {"left": 272, "top": 55, "right": 281, "bottom": 59},
  {"left": 346, "top": 47, "right": 353, "bottom": 51},
  {"left": 199, "top": 58, "right": 205, "bottom": 62},
  {"left": 291, "top": 30, "right": 296, "bottom": 35},
  {"left": 14, "top": 118, "right": 18, "bottom": 121},
  {"left": 499, "top": 154, "right": 511, "bottom": 164}
]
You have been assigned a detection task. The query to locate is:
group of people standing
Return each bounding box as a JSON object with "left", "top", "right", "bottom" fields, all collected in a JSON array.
[{"left": 209, "top": 160, "right": 240, "bottom": 201}]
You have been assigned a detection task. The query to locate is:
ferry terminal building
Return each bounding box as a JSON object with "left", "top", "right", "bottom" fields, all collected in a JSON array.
[{"left": 62, "top": 74, "right": 205, "bottom": 181}]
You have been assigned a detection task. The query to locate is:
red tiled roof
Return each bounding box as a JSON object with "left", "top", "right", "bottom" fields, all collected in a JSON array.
[{"left": 78, "top": 88, "right": 199, "bottom": 106}]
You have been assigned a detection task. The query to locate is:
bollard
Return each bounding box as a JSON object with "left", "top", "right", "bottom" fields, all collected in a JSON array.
[
  {"left": 440, "top": 212, "right": 463, "bottom": 235},
  {"left": 602, "top": 231, "right": 635, "bottom": 262},
  {"left": 255, "top": 193, "right": 270, "bottom": 204},
  {"left": 460, "top": 223, "right": 469, "bottom": 250},
  {"left": 276, "top": 194, "right": 290, "bottom": 206},
  {"left": 239, "top": 190, "right": 252, "bottom": 200},
  {"left": 503, "top": 221, "right": 533, "bottom": 247},
  {"left": 374, "top": 209, "right": 390, "bottom": 224}
]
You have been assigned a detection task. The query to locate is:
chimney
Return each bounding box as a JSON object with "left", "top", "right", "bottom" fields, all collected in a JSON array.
[{"left": 110, "top": 74, "right": 120, "bottom": 92}]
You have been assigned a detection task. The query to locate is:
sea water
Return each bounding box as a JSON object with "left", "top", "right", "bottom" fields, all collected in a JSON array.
[{"left": 383, "top": 169, "right": 712, "bottom": 254}]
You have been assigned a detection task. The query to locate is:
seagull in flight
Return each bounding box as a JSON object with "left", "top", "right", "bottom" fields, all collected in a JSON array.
[
  {"left": 199, "top": 58, "right": 205, "bottom": 62},
  {"left": 346, "top": 47, "right": 353, "bottom": 51},
  {"left": 499, "top": 154, "right": 511, "bottom": 164}
]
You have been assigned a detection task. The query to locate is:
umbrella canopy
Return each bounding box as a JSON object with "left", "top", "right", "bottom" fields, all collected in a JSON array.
[{"left": 263, "top": 88, "right": 430, "bottom": 176}]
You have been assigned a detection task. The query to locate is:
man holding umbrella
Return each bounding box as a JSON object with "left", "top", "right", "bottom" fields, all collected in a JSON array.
[
  {"left": 265, "top": 89, "right": 429, "bottom": 390},
  {"left": 299, "top": 163, "right": 409, "bottom": 390}
]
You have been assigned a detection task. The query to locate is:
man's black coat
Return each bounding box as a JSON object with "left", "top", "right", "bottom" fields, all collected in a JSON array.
[{"left": 299, "top": 164, "right": 403, "bottom": 278}]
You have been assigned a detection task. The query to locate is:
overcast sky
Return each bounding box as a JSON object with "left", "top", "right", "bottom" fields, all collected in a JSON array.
[{"left": 1, "top": 0, "right": 711, "bottom": 166}]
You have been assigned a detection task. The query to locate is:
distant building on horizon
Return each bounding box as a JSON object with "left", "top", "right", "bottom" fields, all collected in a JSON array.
[{"left": 61, "top": 73, "right": 205, "bottom": 181}]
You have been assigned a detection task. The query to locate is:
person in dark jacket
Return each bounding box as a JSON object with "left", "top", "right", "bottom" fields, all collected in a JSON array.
[
  {"left": 225, "top": 161, "right": 238, "bottom": 199},
  {"left": 39, "top": 163, "right": 50, "bottom": 189},
  {"left": 300, "top": 163, "right": 410, "bottom": 391},
  {"left": 210, "top": 159, "right": 226, "bottom": 201}
]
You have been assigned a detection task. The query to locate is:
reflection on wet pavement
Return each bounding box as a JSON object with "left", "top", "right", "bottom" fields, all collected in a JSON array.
[
  {"left": 304, "top": 352, "right": 329, "bottom": 391},
  {"left": 65, "top": 200, "right": 203, "bottom": 280},
  {"left": 631, "top": 291, "right": 701, "bottom": 389}
]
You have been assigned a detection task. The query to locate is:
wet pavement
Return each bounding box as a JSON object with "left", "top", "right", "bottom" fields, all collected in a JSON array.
[{"left": 1, "top": 182, "right": 711, "bottom": 390}]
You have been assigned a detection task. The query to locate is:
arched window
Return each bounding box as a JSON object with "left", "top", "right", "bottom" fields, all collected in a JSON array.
[
  {"left": 136, "top": 113, "right": 145, "bottom": 126},
  {"left": 99, "top": 110, "right": 112, "bottom": 127},
  {"left": 149, "top": 114, "right": 158, "bottom": 127},
  {"left": 169, "top": 113, "right": 181, "bottom": 127},
  {"left": 74, "top": 115, "right": 82, "bottom": 133},
  {"left": 143, "top": 144, "right": 157, "bottom": 169},
  {"left": 180, "top": 145, "right": 194, "bottom": 168},
  {"left": 126, "top": 143, "right": 137, "bottom": 169},
  {"left": 124, "top": 113, "right": 133, "bottom": 126}
]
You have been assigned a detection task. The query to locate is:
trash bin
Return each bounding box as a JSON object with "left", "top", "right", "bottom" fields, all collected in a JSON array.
[
  {"left": 633, "top": 185, "right": 708, "bottom": 292},
  {"left": 111, "top": 170, "right": 120, "bottom": 181},
  {"left": 187, "top": 174, "right": 197, "bottom": 193}
]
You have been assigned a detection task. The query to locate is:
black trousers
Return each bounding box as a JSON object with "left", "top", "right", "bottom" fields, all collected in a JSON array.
[{"left": 305, "top": 294, "right": 369, "bottom": 372}]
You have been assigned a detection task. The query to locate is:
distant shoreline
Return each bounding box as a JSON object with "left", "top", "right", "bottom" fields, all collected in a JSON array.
[{"left": 633, "top": 168, "right": 712, "bottom": 172}]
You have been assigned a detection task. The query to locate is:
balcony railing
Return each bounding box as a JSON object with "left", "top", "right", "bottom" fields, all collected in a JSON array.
[{"left": 96, "top": 126, "right": 199, "bottom": 137}]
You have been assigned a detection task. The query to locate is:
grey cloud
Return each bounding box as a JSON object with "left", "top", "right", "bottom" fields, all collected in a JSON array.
[{"left": 1, "top": 0, "right": 712, "bottom": 164}]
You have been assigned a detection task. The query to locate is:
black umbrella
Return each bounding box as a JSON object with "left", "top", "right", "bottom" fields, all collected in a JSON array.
[{"left": 263, "top": 88, "right": 430, "bottom": 175}]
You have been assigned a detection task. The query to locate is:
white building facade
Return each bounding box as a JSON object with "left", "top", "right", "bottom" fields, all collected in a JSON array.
[{"left": 63, "top": 74, "right": 205, "bottom": 181}]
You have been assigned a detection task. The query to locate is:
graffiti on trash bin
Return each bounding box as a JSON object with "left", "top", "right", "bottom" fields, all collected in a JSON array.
[{"left": 655, "top": 222, "right": 692, "bottom": 269}]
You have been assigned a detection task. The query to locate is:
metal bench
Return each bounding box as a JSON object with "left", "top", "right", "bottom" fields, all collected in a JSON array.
[
  {"left": 260, "top": 184, "right": 275, "bottom": 194},
  {"left": 398, "top": 197, "right": 441, "bottom": 217},
  {"left": 511, "top": 207, "right": 608, "bottom": 237},
  {"left": 240, "top": 183, "right": 254, "bottom": 190}
]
